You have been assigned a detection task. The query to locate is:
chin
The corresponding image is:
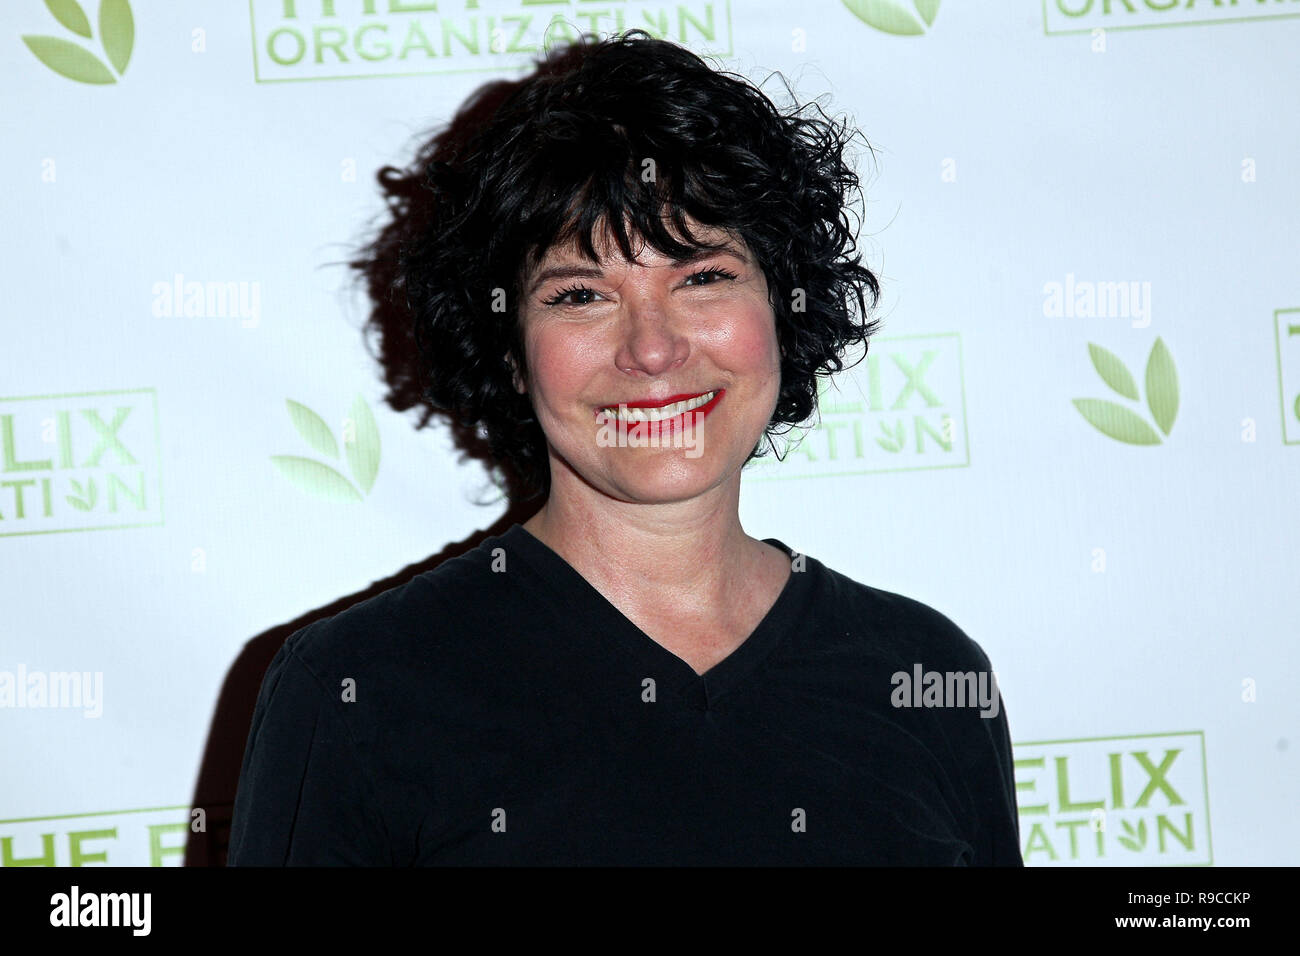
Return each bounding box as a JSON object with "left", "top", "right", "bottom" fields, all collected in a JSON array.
[{"left": 603, "top": 454, "right": 731, "bottom": 502}]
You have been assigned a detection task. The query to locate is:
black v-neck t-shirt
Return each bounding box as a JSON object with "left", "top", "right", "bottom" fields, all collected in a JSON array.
[{"left": 227, "top": 524, "right": 1023, "bottom": 866}]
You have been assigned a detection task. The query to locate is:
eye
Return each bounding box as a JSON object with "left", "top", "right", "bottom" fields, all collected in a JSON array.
[
  {"left": 684, "top": 267, "right": 739, "bottom": 286},
  {"left": 541, "top": 267, "right": 740, "bottom": 307},
  {"left": 542, "top": 284, "right": 601, "bottom": 307}
]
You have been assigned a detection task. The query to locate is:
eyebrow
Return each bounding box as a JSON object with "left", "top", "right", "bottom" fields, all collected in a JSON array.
[{"left": 525, "top": 243, "right": 747, "bottom": 296}]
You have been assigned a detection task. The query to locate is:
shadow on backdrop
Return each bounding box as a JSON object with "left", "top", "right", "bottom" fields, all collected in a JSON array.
[{"left": 181, "top": 44, "right": 588, "bottom": 866}]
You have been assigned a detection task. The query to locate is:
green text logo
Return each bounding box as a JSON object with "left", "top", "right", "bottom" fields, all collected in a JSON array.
[
  {"left": 1073, "top": 338, "right": 1178, "bottom": 445},
  {"left": 1274, "top": 308, "right": 1300, "bottom": 445},
  {"left": 841, "top": 0, "right": 939, "bottom": 35},
  {"left": 22, "top": 0, "right": 134, "bottom": 84},
  {"left": 745, "top": 332, "right": 968, "bottom": 481},
  {"left": 248, "top": 0, "right": 733, "bottom": 83},
  {"left": 1, "top": 805, "right": 190, "bottom": 867},
  {"left": 1043, "top": 0, "right": 1299, "bottom": 36},
  {"left": 0, "top": 388, "right": 163, "bottom": 537},
  {"left": 271, "top": 395, "right": 381, "bottom": 502},
  {"left": 1014, "top": 730, "right": 1212, "bottom": 866}
]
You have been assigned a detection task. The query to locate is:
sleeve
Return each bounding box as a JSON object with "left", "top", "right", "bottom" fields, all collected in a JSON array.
[
  {"left": 926, "top": 614, "right": 1024, "bottom": 866},
  {"left": 226, "top": 633, "right": 391, "bottom": 866},
  {"left": 974, "top": 689, "right": 1024, "bottom": 866}
]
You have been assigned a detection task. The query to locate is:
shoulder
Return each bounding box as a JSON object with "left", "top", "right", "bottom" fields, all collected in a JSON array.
[
  {"left": 812, "top": 560, "right": 996, "bottom": 674},
  {"left": 281, "top": 536, "right": 513, "bottom": 680}
]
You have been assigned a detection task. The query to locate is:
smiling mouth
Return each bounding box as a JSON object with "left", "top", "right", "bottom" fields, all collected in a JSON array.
[{"left": 597, "top": 390, "right": 720, "bottom": 423}]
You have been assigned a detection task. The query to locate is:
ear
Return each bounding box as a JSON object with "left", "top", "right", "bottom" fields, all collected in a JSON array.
[{"left": 506, "top": 353, "right": 525, "bottom": 394}]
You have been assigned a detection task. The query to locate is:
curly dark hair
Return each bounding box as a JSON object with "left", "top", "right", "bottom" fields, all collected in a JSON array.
[{"left": 351, "top": 29, "right": 881, "bottom": 504}]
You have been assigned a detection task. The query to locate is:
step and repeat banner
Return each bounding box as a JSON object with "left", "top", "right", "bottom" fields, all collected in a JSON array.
[{"left": 3, "top": 1, "right": 1296, "bottom": 867}]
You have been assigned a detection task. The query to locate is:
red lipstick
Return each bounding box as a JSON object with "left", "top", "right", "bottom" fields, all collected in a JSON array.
[
  {"left": 621, "top": 392, "right": 711, "bottom": 408},
  {"left": 594, "top": 388, "right": 725, "bottom": 437}
]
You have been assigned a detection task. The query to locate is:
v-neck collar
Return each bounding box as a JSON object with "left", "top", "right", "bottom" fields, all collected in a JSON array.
[{"left": 498, "top": 522, "right": 817, "bottom": 711}]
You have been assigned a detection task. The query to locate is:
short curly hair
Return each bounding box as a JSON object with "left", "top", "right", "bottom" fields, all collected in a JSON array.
[{"left": 353, "top": 29, "right": 881, "bottom": 503}]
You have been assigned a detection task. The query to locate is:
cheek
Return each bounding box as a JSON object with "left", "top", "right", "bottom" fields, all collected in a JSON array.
[
  {"left": 526, "top": 325, "right": 602, "bottom": 414},
  {"left": 708, "top": 303, "right": 781, "bottom": 376}
]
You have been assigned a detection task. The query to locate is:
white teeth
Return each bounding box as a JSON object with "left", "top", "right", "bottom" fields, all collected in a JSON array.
[{"left": 602, "top": 391, "right": 716, "bottom": 423}]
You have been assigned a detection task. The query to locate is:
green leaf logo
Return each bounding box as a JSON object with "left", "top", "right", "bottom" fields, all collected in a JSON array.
[
  {"left": 1145, "top": 338, "right": 1178, "bottom": 436},
  {"left": 1086, "top": 343, "right": 1139, "bottom": 401},
  {"left": 841, "top": 0, "right": 940, "bottom": 35},
  {"left": 1117, "top": 818, "right": 1149, "bottom": 852},
  {"left": 875, "top": 418, "right": 905, "bottom": 453},
  {"left": 23, "top": 0, "right": 134, "bottom": 84},
  {"left": 1073, "top": 338, "right": 1179, "bottom": 445},
  {"left": 271, "top": 395, "right": 382, "bottom": 503},
  {"left": 285, "top": 399, "right": 339, "bottom": 460},
  {"left": 66, "top": 476, "right": 98, "bottom": 511},
  {"left": 343, "top": 395, "right": 381, "bottom": 495}
]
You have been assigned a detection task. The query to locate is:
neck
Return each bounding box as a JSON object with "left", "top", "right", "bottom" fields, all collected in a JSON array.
[{"left": 522, "top": 470, "right": 760, "bottom": 625}]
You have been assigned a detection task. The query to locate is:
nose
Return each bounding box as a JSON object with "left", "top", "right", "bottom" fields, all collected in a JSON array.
[{"left": 613, "top": 291, "right": 690, "bottom": 377}]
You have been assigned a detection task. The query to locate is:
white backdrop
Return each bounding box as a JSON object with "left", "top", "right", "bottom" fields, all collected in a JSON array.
[{"left": 2, "top": 0, "right": 1297, "bottom": 866}]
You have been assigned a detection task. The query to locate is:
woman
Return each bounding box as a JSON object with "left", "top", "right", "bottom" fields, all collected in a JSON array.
[{"left": 227, "top": 30, "right": 1022, "bottom": 866}]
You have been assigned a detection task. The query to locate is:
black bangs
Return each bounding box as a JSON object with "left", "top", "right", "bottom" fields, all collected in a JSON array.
[{"left": 510, "top": 121, "right": 734, "bottom": 291}]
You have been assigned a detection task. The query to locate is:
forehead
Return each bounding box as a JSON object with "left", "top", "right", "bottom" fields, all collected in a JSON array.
[{"left": 529, "top": 216, "right": 745, "bottom": 269}]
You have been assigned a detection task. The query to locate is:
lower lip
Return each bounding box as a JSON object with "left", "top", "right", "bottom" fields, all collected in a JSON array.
[{"left": 596, "top": 389, "right": 725, "bottom": 437}]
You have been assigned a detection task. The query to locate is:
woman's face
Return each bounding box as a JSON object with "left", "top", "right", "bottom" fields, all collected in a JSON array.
[{"left": 515, "top": 218, "right": 781, "bottom": 505}]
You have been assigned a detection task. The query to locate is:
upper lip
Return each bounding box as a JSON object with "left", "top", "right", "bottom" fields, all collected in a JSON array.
[{"left": 600, "top": 389, "right": 720, "bottom": 409}]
